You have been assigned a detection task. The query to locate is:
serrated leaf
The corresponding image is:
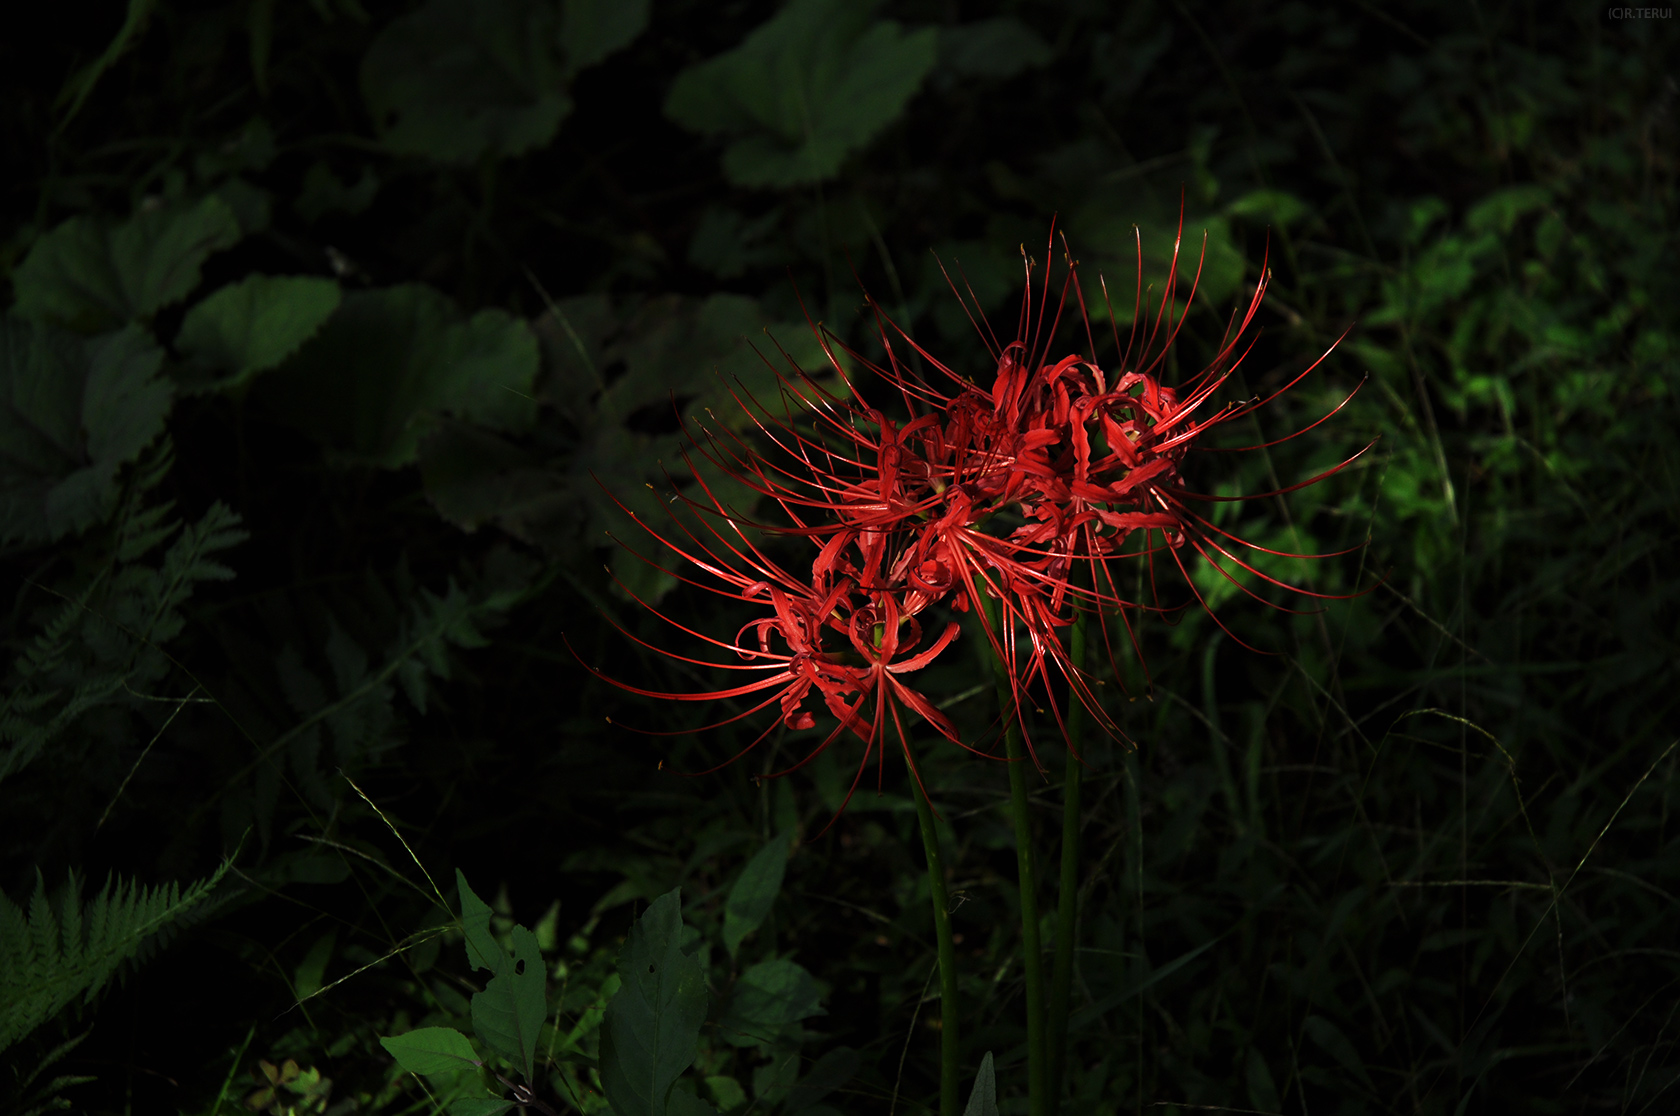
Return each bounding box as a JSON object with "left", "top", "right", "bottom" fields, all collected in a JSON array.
[
  {"left": 174, "top": 275, "right": 341, "bottom": 393},
  {"left": 599, "top": 889, "right": 707, "bottom": 1116},
  {"left": 718, "top": 960, "right": 824, "bottom": 1047},
  {"left": 256, "top": 284, "right": 537, "bottom": 468},
  {"left": 722, "top": 832, "right": 790, "bottom": 960},
  {"left": 962, "top": 1051, "right": 997, "bottom": 1116},
  {"left": 0, "top": 318, "right": 171, "bottom": 546},
  {"left": 12, "top": 197, "right": 242, "bottom": 332},
  {"left": 561, "top": 0, "right": 648, "bottom": 72},
  {"left": 471, "top": 924, "right": 546, "bottom": 1082},
  {"left": 361, "top": 0, "right": 572, "bottom": 164},
  {"left": 664, "top": 0, "right": 937, "bottom": 187},
  {"left": 379, "top": 1027, "right": 482, "bottom": 1077}
]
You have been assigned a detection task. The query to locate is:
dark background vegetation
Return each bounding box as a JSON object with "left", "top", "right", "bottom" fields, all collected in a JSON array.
[{"left": 2, "top": 1, "right": 1677, "bottom": 1113}]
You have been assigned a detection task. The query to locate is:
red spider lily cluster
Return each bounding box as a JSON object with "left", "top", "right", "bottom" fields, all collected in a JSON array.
[{"left": 582, "top": 227, "right": 1364, "bottom": 811}]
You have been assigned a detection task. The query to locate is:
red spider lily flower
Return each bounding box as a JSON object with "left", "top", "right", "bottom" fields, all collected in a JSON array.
[
  {"left": 571, "top": 466, "right": 976, "bottom": 818},
  {"left": 583, "top": 216, "right": 1368, "bottom": 798}
]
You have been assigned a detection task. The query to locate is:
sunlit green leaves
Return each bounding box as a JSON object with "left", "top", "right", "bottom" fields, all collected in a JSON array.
[
  {"left": 0, "top": 319, "right": 171, "bottom": 545},
  {"left": 12, "top": 197, "right": 242, "bottom": 333},
  {"left": 361, "top": 0, "right": 648, "bottom": 163},
  {"left": 174, "top": 275, "right": 341, "bottom": 394},
  {"left": 664, "top": 0, "right": 936, "bottom": 187},
  {"left": 257, "top": 284, "right": 537, "bottom": 468},
  {"left": 599, "top": 889, "right": 708, "bottom": 1116},
  {"left": 379, "top": 1027, "right": 482, "bottom": 1077}
]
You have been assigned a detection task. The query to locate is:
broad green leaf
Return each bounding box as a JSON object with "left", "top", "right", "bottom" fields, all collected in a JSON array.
[
  {"left": 256, "top": 284, "right": 537, "bottom": 468},
  {"left": 12, "top": 197, "right": 242, "bottom": 333},
  {"left": 561, "top": 0, "right": 649, "bottom": 71},
  {"left": 379, "top": 1027, "right": 482, "bottom": 1076},
  {"left": 449, "top": 1098, "right": 517, "bottom": 1116},
  {"left": 962, "top": 1051, "right": 997, "bottom": 1116},
  {"left": 456, "top": 870, "right": 505, "bottom": 977},
  {"left": 174, "top": 276, "right": 341, "bottom": 393},
  {"left": 784, "top": 1047, "right": 858, "bottom": 1113},
  {"left": 722, "top": 831, "right": 790, "bottom": 959},
  {"left": 718, "top": 960, "right": 824, "bottom": 1047},
  {"left": 938, "top": 19, "right": 1050, "bottom": 79},
  {"left": 471, "top": 924, "right": 546, "bottom": 1082},
  {"left": 598, "top": 889, "right": 708, "bottom": 1116},
  {"left": 1226, "top": 189, "right": 1312, "bottom": 227},
  {"left": 0, "top": 319, "right": 171, "bottom": 546},
  {"left": 664, "top": 1090, "right": 718, "bottom": 1116},
  {"left": 663, "top": 0, "right": 937, "bottom": 187},
  {"left": 361, "top": 0, "right": 572, "bottom": 163},
  {"left": 293, "top": 931, "right": 336, "bottom": 1002}
]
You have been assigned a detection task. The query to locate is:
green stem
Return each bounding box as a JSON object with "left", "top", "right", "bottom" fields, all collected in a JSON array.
[
  {"left": 912, "top": 774, "right": 961, "bottom": 1116},
  {"left": 1047, "top": 607, "right": 1088, "bottom": 1116},
  {"left": 980, "top": 592, "right": 1048, "bottom": 1116}
]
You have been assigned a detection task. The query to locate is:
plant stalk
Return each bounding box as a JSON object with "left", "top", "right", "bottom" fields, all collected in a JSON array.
[
  {"left": 980, "top": 591, "right": 1048, "bottom": 1116},
  {"left": 911, "top": 772, "right": 961, "bottom": 1116},
  {"left": 1047, "top": 606, "right": 1088, "bottom": 1116}
]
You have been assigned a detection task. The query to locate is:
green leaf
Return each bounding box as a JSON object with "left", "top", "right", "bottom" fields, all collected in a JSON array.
[
  {"left": 1245, "top": 1046, "right": 1281, "bottom": 1113},
  {"left": 174, "top": 276, "right": 342, "bottom": 393},
  {"left": 448, "top": 1100, "right": 516, "bottom": 1116},
  {"left": 561, "top": 0, "right": 649, "bottom": 71},
  {"left": 471, "top": 925, "right": 547, "bottom": 1082},
  {"left": 1226, "top": 188, "right": 1312, "bottom": 227},
  {"left": 784, "top": 1047, "right": 858, "bottom": 1113},
  {"left": 718, "top": 960, "right": 824, "bottom": 1047},
  {"left": 456, "top": 870, "right": 504, "bottom": 977},
  {"left": 0, "top": 319, "right": 171, "bottom": 546},
  {"left": 663, "top": 0, "right": 937, "bottom": 187},
  {"left": 379, "top": 1027, "right": 482, "bottom": 1076},
  {"left": 256, "top": 284, "right": 537, "bottom": 468},
  {"left": 962, "top": 1051, "right": 997, "bottom": 1116},
  {"left": 361, "top": 0, "right": 572, "bottom": 163},
  {"left": 295, "top": 162, "right": 380, "bottom": 222},
  {"left": 12, "top": 197, "right": 242, "bottom": 333},
  {"left": 1303, "top": 1014, "right": 1373, "bottom": 1089},
  {"left": 938, "top": 18, "right": 1050, "bottom": 79},
  {"left": 664, "top": 1090, "right": 718, "bottom": 1116},
  {"left": 599, "top": 889, "right": 708, "bottom": 1116},
  {"left": 722, "top": 831, "right": 790, "bottom": 959}
]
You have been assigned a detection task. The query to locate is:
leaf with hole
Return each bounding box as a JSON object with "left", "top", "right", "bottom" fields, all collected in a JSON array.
[{"left": 598, "top": 889, "right": 707, "bottom": 1116}]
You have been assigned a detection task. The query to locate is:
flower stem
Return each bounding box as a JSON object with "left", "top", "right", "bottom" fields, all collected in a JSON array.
[
  {"left": 911, "top": 771, "right": 961, "bottom": 1116},
  {"left": 1046, "top": 605, "right": 1088, "bottom": 1116},
  {"left": 980, "top": 591, "right": 1048, "bottom": 1116}
]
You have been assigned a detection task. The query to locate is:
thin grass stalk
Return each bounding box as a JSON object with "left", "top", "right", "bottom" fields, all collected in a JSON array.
[
  {"left": 911, "top": 773, "right": 961, "bottom": 1116},
  {"left": 1047, "top": 605, "right": 1088, "bottom": 1116},
  {"left": 979, "top": 590, "right": 1048, "bottom": 1116}
]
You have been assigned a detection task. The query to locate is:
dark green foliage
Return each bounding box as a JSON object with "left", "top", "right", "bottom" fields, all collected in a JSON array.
[
  {"left": 0, "top": 1, "right": 1674, "bottom": 1113},
  {"left": 0, "top": 858, "right": 232, "bottom": 1051}
]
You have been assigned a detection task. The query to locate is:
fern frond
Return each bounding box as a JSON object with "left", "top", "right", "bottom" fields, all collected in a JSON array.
[{"left": 0, "top": 857, "right": 235, "bottom": 1053}]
